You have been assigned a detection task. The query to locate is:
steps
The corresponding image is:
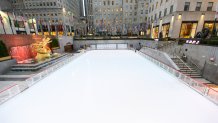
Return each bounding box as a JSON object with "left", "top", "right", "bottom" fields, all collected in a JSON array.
[
  {"left": 171, "top": 57, "right": 202, "bottom": 78},
  {"left": 11, "top": 54, "right": 70, "bottom": 71}
]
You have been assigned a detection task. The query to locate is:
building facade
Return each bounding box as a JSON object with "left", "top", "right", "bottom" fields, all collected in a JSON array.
[
  {"left": 2, "top": 0, "right": 80, "bottom": 36},
  {"left": 147, "top": 0, "right": 218, "bottom": 38},
  {"left": 0, "top": 0, "right": 37, "bottom": 35},
  {"left": 123, "top": 0, "right": 149, "bottom": 35},
  {"left": 92, "top": 0, "right": 149, "bottom": 36}
]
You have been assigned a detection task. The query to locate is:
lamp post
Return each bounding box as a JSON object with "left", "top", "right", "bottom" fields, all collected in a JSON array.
[{"left": 62, "top": 7, "right": 66, "bottom": 36}]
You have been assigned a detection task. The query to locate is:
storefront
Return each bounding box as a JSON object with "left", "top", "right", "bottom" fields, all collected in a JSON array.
[
  {"left": 162, "top": 23, "right": 170, "bottom": 38},
  {"left": 152, "top": 26, "right": 159, "bottom": 38},
  {"left": 28, "top": 19, "right": 36, "bottom": 35},
  {"left": 50, "top": 25, "right": 56, "bottom": 36},
  {"left": 146, "top": 28, "right": 151, "bottom": 36},
  {"left": 14, "top": 20, "right": 27, "bottom": 34},
  {"left": 179, "top": 22, "right": 198, "bottom": 38},
  {"left": 203, "top": 22, "right": 218, "bottom": 32}
]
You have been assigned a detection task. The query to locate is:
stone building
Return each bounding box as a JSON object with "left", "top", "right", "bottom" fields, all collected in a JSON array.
[
  {"left": 92, "top": 0, "right": 149, "bottom": 36},
  {"left": 147, "top": 0, "right": 218, "bottom": 38},
  {"left": 2, "top": 0, "right": 80, "bottom": 36}
]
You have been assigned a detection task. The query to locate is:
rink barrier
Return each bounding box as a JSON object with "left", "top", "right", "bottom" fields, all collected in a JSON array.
[
  {"left": 137, "top": 50, "right": 218, "bottom": 105},
  {"left": 0, "top": 84, "right": 21, "bottom": 104},
  {"left": 0, "top": 53, "right": 83, "bottom": 105},
  {"left": 25, "top": 53, "right": 82, "bottom": 87},
  {"left": 90, "top": 43, "right": 128, "bottom": 50}
]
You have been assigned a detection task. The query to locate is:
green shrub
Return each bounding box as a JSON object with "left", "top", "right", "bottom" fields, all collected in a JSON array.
[
  {"left": 0, "top": 40, "right": 9, "bottom": 58},
  {"left": 207, "top": 40, "right": 218, "bottom": 45},
  {"left": 50, "top": 38, "right": 60, "bottom": 48}
]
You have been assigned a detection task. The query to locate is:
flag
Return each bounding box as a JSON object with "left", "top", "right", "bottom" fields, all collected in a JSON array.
[
  {"left": 0, "top": 14, "right": 3, "bottom": 25},
  {"left": 13, "top": 13, "right": 19, "bottom": 28},
  {"left": 0, "top": 14, "right": 6, "bottom": 34},
  {"left": 7, "top": 12, "right": 12, "bottom": 27}
]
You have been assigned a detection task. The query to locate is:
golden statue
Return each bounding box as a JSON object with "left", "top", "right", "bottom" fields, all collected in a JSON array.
[{"left": 31, "top": 37, "right": 52, "bottom": 62}]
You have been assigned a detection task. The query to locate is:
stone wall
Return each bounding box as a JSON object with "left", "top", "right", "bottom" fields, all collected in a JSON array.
[
  {"left": 73, "top": 39, "right": 169, "bottom": 51},
  {"left": 140, "top": 47, "right": 179, "bottom": 70},
  {"left": 54, "top": 36, "right": 73, "bottom": 53},
  {"left": 0, "top": 59, "right": 16, "bottom": 74},
  {"left": 180, "top": 44, "right": 218, "bottom": 68},
  {"left": 179, "top": 44, "right": 218, "bottom": 84},
  {"left": 0, "top": 35, "right": 44, "bottom": 51}
]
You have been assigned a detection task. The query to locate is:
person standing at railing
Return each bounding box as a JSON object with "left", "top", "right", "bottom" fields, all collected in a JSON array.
[
  {"left": 135, "top": 42, "right": 142, "bottom": 52},
  {"left": 182, "top": 53, "right": 187, "bottom": 62}
]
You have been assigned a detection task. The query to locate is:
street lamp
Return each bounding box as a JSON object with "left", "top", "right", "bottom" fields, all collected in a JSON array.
[{"left": 62, "top": 7, "right": 66, "bottom": 36}]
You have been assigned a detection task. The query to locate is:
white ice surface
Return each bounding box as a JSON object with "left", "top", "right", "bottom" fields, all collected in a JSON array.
[{"left": 0, "top": 50, "right": 218, "bottom": 123}]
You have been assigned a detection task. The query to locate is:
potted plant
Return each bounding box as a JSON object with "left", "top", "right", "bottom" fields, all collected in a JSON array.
[
  {"left": 0, "top": 40, "right": 11, "bottom": 61},
  {"left": 50, "top": 38, "right": 60, "bottom": 50}
]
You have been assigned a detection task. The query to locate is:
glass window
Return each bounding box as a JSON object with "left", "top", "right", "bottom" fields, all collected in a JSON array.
[
  {"left": 164, "top": 8, "right": 167, "bottom": 16},
  {"left": 207, "top": 2, "right": 213, "bottom": 11},
  {"left": 159, "top": 11, "right": 161, "bottom": 18},
  {"left": 152, "top": 26, "right": 159, "bottom": 38},
  {"left": 162, "top": 24, "right": 170, "bottom": 38},
  {"left": 180, "top": 22, "right": 197, "bottom": 38},
  {"left": 184, "top": 2, "right": 190, "bottom": 11},
  {"left": 204, "top": 22, "right": 218, "bottom": 32},
  {"left": 195, "top": 2, "right": 202, "bottom": 11},
  {"left": 170, "top": 5, "right": 173, "bottom": 14}
]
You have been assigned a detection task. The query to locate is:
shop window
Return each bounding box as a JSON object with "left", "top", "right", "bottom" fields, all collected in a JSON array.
[
  {"left": 146, "top": 28, "right": 151, "bottom": 36},
  {"left": 162, "top": 24, "right": 170, "bottom": 38},
  {"left": 204, "top": 22, "right": 218, "bottom": 32},
  {"left": 152, "top": 26, "right": 159, "bottom": 38},
  {"left": 180, "top": 22, "right": 197, "bottom": 38}
]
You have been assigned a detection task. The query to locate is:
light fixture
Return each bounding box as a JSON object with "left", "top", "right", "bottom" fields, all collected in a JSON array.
[{"left": 178, "top": 13, "right": 182, "bottom": 19}]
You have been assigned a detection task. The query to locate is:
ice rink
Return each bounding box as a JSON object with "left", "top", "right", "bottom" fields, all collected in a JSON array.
[{"left": 0, "top": 50, "right": 218, "bottom": 123}]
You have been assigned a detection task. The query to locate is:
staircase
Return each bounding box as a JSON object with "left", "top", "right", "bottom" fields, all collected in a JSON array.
[{"left": 171, "top": 57, "right": 202, "bottom": 78}]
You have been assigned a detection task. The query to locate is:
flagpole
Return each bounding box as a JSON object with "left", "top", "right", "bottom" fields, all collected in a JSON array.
[
  {"left": 213, "top": 3, "right": 218, "bottom": 36},
  {"left": 7, "top": 12, "right": 14, "bottom": 34},
  {"left": 0, "top": 14, "right": 6, "bottom": 34},
  {"left": 14, "top": 12, "right": 20, "bottom": 33},
  {"left": 32, "top": 17, "right": 36, "bottom": 34},
  {"left": 21, "top": 16, "right": 27, "bottom": 34}
]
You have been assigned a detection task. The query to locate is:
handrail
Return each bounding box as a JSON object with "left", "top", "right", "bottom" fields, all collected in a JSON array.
[
  {"left": 138, "top": 49, "right": 218, "bottom": 105},
  {"left": 0, "top": 84, "right": 18, "bottom": 94},
  {"left": 139, "top": 48, "right": 218, "bottom": 93},
  {"left": 188, "top": 57, "right": 203, "bottom": 75},
  {"left": 175, "top": 55, "right": 194, "bottom": 76}
]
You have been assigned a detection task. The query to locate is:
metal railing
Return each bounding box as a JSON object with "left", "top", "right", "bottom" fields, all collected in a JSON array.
[
  {"left": 0, "top": 53, "right": 83, "bottom": 105},
  {"left": 187, "top": 57, "right": 203, "bottom": 75},
  {"left": 0, "top": 84, "right": 20, "bottom": 104},
  {"left": 137, "top": 50, "right": 218, "bottom": 105},
  {"left": 174, "top": 56, "right": 196, "bottom": 76}
]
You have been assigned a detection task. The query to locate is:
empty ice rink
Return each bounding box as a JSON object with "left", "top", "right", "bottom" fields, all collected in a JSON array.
[{"left": 0, "top": 50, "right": 218, "bottom": 123}]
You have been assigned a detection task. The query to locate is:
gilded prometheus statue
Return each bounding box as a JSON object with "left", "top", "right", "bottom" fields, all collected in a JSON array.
[{"left": 31, "top": 37, "right": 52, "bottom": 62}]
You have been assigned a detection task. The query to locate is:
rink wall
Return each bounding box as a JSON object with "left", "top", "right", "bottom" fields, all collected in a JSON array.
[
  {"left": 179, "top": 44, "right": 218, "bottom": 84},
  {"left": 0, "top": 53, "right": 83, "bottom": 105},
  {"left": 73, "top": 39, "right": 169, "bottom": 51},
  {"left": 137, "top": 50, "right": 218, "bottom": 105},
  {"left": 0, "top": 59, "right": 16, "bottom": 74},
  {"left": 140, "top": 47, "right": 179, "bottom": 70}
]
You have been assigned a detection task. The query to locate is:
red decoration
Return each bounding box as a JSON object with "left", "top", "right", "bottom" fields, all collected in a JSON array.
[{"left": 10, "top": 45, "right": 36, "bottom": 64}]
